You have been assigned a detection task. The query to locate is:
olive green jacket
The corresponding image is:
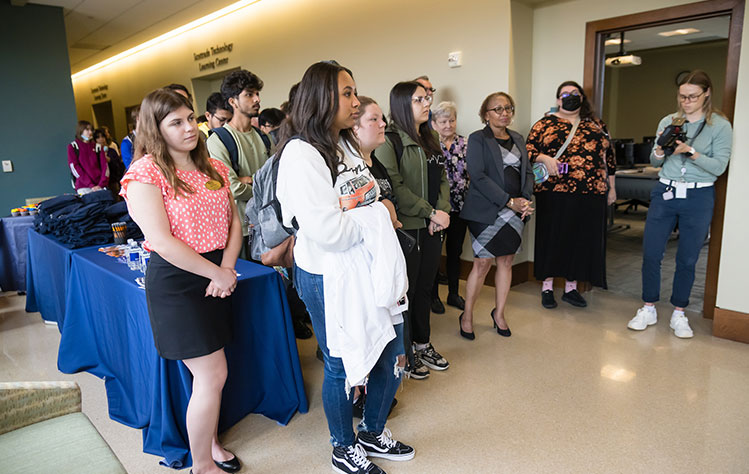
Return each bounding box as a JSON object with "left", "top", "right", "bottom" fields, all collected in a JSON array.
[{"left": 374, "top": 124, "right": 450, "bottom": 230}]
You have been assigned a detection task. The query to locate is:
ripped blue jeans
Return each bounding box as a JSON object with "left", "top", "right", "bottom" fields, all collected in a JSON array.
[{"left": 294, "top": 263, "right": 405, "bottom": 447}]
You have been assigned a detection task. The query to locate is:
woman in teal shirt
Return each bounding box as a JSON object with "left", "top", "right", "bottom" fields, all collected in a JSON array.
[{"left": 628, "top": 70, "right": 732, "bottom": 338}]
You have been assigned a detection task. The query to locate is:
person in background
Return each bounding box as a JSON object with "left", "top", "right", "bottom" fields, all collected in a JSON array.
[
  {"left": 430, "top": 101, "right": 468, "bottom": 312},
  {"left": 68, "top": 120, "right": 109, "bottom": 195},
  {"left": 460, "top": 92, "right": 534, "bottom": 340},
  {"left": 628, "top": 70, "right": 732, "bottom": 338},
  {"left": 376, "top": 81, "right": 451, "bottom": 380},
  {"left": 122, "top": 88, "right": 243, "bottom": 474},
  {"left": 276, "top": 61, "right": 414, "bottom": 474},
  {"left": 121, "top": 106, "right": 140, "bottom": 169},
  {"left": 165, "top": 83, "right": 193, "bottom": 104},
  {"left": 101, "top": 125, "right": 119, "bottom": 155},
  {"left": 94, "top": 128, "right": 125, "bottom": 198},
  {"left": 525, "top": 80, "right": 616, "bottom": 310},
  {"left": 199, "top": 92, "right": 233, "bottom": 137},
  {"left": 258, "top": 107, "right": 286, "bottom": 144}
]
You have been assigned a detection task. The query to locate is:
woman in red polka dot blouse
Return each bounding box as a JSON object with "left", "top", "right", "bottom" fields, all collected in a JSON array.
[{"left": 121, "top": 89, "right": 243, "bottom": 474}]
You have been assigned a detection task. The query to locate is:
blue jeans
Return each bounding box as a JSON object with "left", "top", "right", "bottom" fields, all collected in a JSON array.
[
  {"left": 294, "top": 264, "right": 405, "bottom": 447},
  {"left": 641, "top": 182, "right": 715, "bottom": 308}
]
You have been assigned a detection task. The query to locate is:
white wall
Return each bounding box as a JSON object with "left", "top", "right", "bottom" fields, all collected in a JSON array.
[{"left": 716, "top": 10, "right": 749, "bottom": 315}]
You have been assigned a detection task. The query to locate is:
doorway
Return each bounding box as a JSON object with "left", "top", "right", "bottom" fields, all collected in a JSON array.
[
  {"left": 584, "top": 0, "right": 744, "bottom": 318},
  {"left": 190, "top": 67, "right": 240, "bottom": 116},
  {"left": 91, "top": 100, "right": 115, "bottom": 138}
]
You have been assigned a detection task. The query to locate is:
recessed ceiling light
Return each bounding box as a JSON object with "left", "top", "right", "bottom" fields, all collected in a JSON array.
[
  {"left": 658, "top": 28, "right": 701, "bottom": 37},
  {"left": 605, "top": 38, "right": 632, "bottom": 46}
]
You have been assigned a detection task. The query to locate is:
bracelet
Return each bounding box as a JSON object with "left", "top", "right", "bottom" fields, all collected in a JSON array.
[
  {"left": 508, "top": 198, "right": 515, "bottom": 209},
  {"left": 653, "top": 150, "right": 665, "bottom": 158}
]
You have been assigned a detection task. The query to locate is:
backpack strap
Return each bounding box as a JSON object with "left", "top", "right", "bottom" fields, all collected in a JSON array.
[
  {"left": 211, "top": 126, "right": 240, "bottom": 174},
  {"left": 252, "top": 125, "right": 272, "bottom": 155},
  {"left": 384, "top": 131, "right": 404, "bottom": 168}
]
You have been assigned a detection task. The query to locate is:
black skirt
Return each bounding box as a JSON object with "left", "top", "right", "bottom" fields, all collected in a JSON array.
[
  {"left": 145, "top": 249, "right": 233, "bottom": 360},
  {"left": 533, "top": 191, "right": 608, "bottom": 288}
]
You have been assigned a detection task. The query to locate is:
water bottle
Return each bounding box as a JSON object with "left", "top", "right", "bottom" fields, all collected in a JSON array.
[
  {"left": 127, "top": 240, "right": 140, "bottom": 270},
  {"left": 139, "top": 249, "right": 151, "bottom": 274}
]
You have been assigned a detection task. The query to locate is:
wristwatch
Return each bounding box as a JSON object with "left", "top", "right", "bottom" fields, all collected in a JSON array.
[
  {"left": 428, "top": 209, "right": 437, "bottom": 219},
  {"left": 508, "top": 198, "right": 515, "bottom": 209},
  {"left": 685, "top": 147, "right": 696, "bottom": 157}
]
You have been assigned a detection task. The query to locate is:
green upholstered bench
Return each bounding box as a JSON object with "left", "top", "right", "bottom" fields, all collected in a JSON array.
[{"left": 0, "top": 381, "right": 126, "bottom": 474}]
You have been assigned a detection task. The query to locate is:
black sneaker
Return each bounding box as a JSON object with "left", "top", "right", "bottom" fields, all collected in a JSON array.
[
  {"left": 417, "top": 343, "right": 449, "bottom": 371},
  {"left": 357, "top": 428, "right": 415, "bottom": 461},
  {"left": 331, "top": 444, "right": 386, "bottom": 474},
  {"left": 431, "top": 297, "right": 445, "bottom": 314},
  {"left": 446, "top": 293, "right": 465, "bottom": 310},
  {"left": 562, "top": 289, "right": 587, "bottom": 307},
  {"left": 352, "top": 393, "right": 398, "bottom": 419},
  {"left": 405, "top": 357, "right": 430, "bottom": 380},
  {"left": 541, "top": 290, "right": 557, "bottom": 309}
]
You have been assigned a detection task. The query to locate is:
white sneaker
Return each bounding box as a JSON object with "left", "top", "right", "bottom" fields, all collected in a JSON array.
[
  {"left": 627, "top": 305, "right": 657, "bottom": 330},
  {"left": 669, "top": 311, "right": 694, "bottom": 338}
]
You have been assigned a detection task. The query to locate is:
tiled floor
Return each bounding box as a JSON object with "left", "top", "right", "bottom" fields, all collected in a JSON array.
[{"left": 1, "top": 278, "right": 747, "bottom": 473}]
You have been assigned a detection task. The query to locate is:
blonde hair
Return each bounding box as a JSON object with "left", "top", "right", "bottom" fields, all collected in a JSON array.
[
  {"left": 676, "top": 69, "right": 723, "bottom": 124},
  {"left": 133, "top": 89, "right": 224, "bottom": 197}
]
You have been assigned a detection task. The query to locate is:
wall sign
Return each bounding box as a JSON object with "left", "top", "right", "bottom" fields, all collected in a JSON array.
[
  {"left": 193, "top": 42, "right": 233, "bottom": 72},
  {"left": 91, "top": 84, "right": 109, "bottom": 101}
]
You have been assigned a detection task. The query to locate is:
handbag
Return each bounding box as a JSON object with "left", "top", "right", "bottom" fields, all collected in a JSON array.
[
  {"left": 533, "top": 117, "right": 580, "bottom": 184},
  {"left": 396, "top": 228, "right": 416, "bottom": 255}
]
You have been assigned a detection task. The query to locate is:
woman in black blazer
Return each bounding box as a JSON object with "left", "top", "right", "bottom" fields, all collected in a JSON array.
[{"left": 459, "top": 92, "right": 534, "bottom": 339}]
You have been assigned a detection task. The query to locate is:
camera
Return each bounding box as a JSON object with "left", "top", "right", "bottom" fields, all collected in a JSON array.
[{"left": 656, "top": 117, "right": 687, "bottom": 156}]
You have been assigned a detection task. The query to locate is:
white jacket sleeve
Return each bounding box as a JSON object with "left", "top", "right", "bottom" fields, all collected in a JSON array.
[{"left": 277, "top": 140, "right": 362, "bottom": 252}]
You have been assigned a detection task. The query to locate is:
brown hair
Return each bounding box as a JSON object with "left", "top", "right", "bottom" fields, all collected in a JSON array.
[
  {"left": 133, "top": 88, "right": 223, "bottom": 197},
  {"left": 75, "top": 120, "right": 93, "bottom": 140},
  {"left": 677, "top": 69, "right": 722, "bottom": 124},
  {"left": 479, "top": 92, "right": 515, "bottom": 124}
]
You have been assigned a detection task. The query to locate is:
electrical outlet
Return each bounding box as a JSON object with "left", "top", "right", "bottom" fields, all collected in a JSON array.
[
  {"left": 2, "top": 160, "right": 12, "bottom": 173},
  {"left": 448, "top": 51, "right": 462, "bottom": 68}
]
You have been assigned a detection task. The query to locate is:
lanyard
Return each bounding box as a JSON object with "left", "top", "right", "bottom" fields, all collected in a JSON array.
[{"left": 679, "top": 119, "right": 706, "bottom": 178}]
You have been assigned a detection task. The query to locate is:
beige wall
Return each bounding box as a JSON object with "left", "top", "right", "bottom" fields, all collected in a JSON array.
[
  {"left": 72, "top": 0, "right": 514, "bottom": 143},
  {"left": 603, "top": 41, "right": 728, "bottom": 140}
]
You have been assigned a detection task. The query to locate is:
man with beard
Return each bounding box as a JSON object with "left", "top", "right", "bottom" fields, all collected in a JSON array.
[{"left": 207, "top": 69, "right": 272, "bottom": 258}]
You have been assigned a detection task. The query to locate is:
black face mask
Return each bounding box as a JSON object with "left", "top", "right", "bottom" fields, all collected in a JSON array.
[{"left": 561, "top": 95, "right": 582, "bottom": 112}]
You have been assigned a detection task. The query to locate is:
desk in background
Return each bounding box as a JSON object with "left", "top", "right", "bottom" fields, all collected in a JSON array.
[
  {"left": 0, "top": 216, "right": 34, "bottom": 292},
  {"left": 56, "top": 247, "right": 308, "bottom": 468}
]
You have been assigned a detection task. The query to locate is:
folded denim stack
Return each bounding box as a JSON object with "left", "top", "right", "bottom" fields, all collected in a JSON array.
[{"left": 33, "top": 191, "right": 142, "bottom": 248}]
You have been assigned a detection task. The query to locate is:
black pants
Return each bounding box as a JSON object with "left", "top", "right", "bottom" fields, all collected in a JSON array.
[
  {"left": 405, "top": 228, "right": 442, "bottom": 345},
  {"left": 432, "top": 211, "right": 468, "bottom": 298}
]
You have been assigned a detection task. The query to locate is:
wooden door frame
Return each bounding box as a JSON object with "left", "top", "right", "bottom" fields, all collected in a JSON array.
[{"left": 583, "top": 0, "right": 744, "bottom": 319}]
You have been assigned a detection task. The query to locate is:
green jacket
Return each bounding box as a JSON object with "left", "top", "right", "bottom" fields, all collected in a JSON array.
[{"left": 375, "top": 124, "right": 450, "bottom": 230}]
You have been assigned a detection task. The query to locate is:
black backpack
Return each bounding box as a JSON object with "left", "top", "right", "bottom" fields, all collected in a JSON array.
[{"left": 211, "top": 126, "right": 271, "bottom": 174}]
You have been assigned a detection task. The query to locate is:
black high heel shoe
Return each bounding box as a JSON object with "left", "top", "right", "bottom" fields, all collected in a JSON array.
[
  {"left": 490, "top": 308, "right": 511, "bottom": 337},
  {"left": 458, "top": 313, "right": 475, "bottom": 340}
]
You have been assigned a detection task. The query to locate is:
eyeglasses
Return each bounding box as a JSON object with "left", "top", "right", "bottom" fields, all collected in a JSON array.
[
  {"left": 489, "top": 105, "right": 515, "bottom": 115},
  {"left": 678, "top": 91, "right": 705, "bottom": 102},
  {"left": 426, "top": 87, "right": 436, "bottom": 93},
  {"left": 558, "top": 91, "right": 581, "bottom": 99},
  {"left": 412, "top": 95, "right": 434, "bottom": 105}
]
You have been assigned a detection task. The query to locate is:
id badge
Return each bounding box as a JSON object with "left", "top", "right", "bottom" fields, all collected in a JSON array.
[
  {"left": 662, "top": 189, "right": 674, "bottom": 201},
  {"left": 675, "top": 182, "right": 688, "bottom": 199}
]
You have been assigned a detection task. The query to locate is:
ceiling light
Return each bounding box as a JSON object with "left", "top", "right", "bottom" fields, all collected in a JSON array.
[
  {"left": 71, "top": 0, "right": 263, "bottom": 81},
  {"left": 605, "top": 38, "right": 631, "bottom": 46},
  {"left": 658, "top": 28, "right": 701, "bottom": 37}
]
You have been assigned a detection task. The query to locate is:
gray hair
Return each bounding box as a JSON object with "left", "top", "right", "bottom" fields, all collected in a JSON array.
[{"left": 432, "top": 101, "right": 457, "bottom": 121}]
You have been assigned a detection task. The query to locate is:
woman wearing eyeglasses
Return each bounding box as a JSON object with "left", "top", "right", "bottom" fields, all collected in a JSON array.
[
  {"left": 526, "top": 81, "right": 616, "bottom": 309},
  {"left": 459, "top": 92, "right": 534, "bottom": 339},
  {"left": 627, "top": 70, "right": 732, "bottom": 338},
  {"left": 376, "top": 81, "right": 451, "bottom": 380}
]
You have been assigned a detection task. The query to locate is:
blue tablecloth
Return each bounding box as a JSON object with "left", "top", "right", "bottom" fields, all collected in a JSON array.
[
  {"left": 0, "top": 216, "right": 35, "bottom": 292},
  {"left": 57, "top": 247, "right": 308, "bottom": 468},
  {"left": 24, "top": 229, "right": 96, "bottom": 323}
]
